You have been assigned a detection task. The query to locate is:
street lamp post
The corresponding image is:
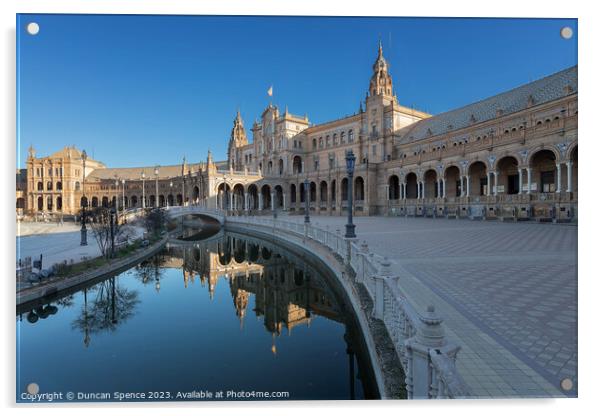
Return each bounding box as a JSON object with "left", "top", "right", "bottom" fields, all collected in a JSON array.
[
  {"left": 154, "top": 166, "right": 160, "bottom": 208},
  {"left": 169, "top": 181, "right": 173, "bottom": 207},
  {"left": 80, "top": 150, "right": 88, "bottom": 246},
  {"left": 121, "top": 179, "right": 125, "bottom": 215},
  {"left": 114, "top": 178, "right": 119, "bottom": 222},
  {"left": 304, "top": 178, "right": 310, "bottom": 224},
  {"left": 345, "top": 150, "right": 356, "bottom": 239},
  {"left": 141, "top": 171, "right": 146, "bottom": 209}
]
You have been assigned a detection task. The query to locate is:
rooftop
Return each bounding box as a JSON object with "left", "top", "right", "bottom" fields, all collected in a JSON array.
[{"left": 396, "top": 65, "right": 577, "bottom": 142}]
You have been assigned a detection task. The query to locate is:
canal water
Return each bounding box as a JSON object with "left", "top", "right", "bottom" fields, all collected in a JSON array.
[{"left": 17, "top": 227, "right": 376, "bottom": 402}]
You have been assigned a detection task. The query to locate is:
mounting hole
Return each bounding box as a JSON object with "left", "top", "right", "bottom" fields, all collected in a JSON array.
[
  {"left": 26, "top": 22, "right": 40, "bottom": 35},
  {"left": 27, "top": 382, "right": 39, "bottom": 394},
  {"left": 560, "top": 378, "right": 573, "bottom": 391},
  {"left": 560, "top": 26, "right": 573, "bottom": 40}
]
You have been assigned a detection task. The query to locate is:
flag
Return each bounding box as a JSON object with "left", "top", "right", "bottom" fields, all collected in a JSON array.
[{"left": 267, "top": 85, "right": 273, "bottom": 97}]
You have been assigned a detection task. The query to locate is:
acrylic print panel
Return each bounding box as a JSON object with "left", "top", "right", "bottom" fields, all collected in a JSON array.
[{"left": 16, "top": 14, "right": 578, "bottom": 402}]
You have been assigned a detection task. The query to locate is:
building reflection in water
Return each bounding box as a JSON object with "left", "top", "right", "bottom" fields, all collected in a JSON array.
[{"left": 17, "top": 231, "right": 374, "bottom": 399}]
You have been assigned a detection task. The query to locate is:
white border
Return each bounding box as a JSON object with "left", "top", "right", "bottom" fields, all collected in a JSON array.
[{"left": 2, "top": 1, "right": 600, "bottom": 416}]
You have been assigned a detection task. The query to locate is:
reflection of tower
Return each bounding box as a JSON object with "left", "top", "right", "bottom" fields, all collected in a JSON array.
[{"left": 230, "top": 275, "right": 250, "bottom": 330}]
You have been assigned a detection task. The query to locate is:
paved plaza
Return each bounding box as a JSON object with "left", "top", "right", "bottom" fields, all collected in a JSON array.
[{"left": 285, "top": 215, "right": 577, "bottom": 397}]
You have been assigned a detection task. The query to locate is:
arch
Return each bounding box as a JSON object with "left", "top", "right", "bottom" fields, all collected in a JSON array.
[
  {"left": 123, "top": 196, "right": 129, "bottom": 208},
  {"left": 46, "top": 196, "right": 53, "bottom": 211},
  {"left": 80, "top": 196, "right": 88, "bottom": 208},
  {"left": 290, "top": 183, "right": 297, "bottom": 204},
  {"left": 232, "top": 184, "right": 245, "bottom": 211},
  {"left": 166, "top": 194, "right": 173, "bottom": 207},
  {"left": 247, "top": 184, "right": 259, "bottom": 210},
  {"left": 56, "top": 196, "right": 63, "bottom": 211},
  {"left": 193, "top": 186, "right": 200, "bottom": 203},
  {"left": 16, "top": 197, "right": 25, "bottom": 209},
  {"left": 91, "top": 196, "right": 99, "bottom": 208},
  {"left": 149, "top": 195, "right": 156, "bottom": 207},
  {"left": 388, "top": 174, "right": 400, "bottom": 200},
  {"left": 217, "top": 183, "right": 231, "bottom": 210},
  {"left": 56, "top": 181, "right": 62, "bottom": 191},
  {"left": 159, "top": 194, "right": 165, "bottom": 207},
  {"left": 46, "top": 181, "right": 53, "bottom": 191},
  {"left": 496, "top": 156, "right": 520, "bottom": 194},
  {"left": 405, "top": 172, "right": 418, "bottom": 199},
  {"left": 570, "top": 145, "right": 577, "bottom": 192},
  {"left": 468, "top": 161, "right": 488, "bottom": 196},
  {"left": 37, "top": 196, "right": 43, "bottom": 211},
  {"left": 131, "top": 195, "right": 138, "bottom": 207},
  {"left": 292, "top": 155, "right": 303, "bottom": 174},
  {"left": 331, "top": 179, "right": 336, "bottom": 203},
  {"left": 354, "top": 177, "right": 365, "bottom": 201},
  {"left": 260, "top": 184, "right": 271, "bottom": 210},
  {"left": 278, "top": 159, "right": 284, "bottom": 175},
  {"left": 101, "top": 196, "right": 109, "bottom": 208},
  {"left": 299, "top": 181, "right": 306, "bottom": 203},
  {"left": 267, "top": 161, "right": 273, "bottom": 174},
  {"left": 37, "top": 182, "right": 43, "bottom": 191},
  {"left": 530, "top": 149, "right": 558, "bottom": 193},
  {"left": 341, "top": 177, "right": 349, "bottom": 201},
  {"left": 176, "top": 194, "right": 183, "bottom": 206},
  {"left": 527, "top": 145, "right": 561, "bottom": 166},
  {"left": 444, "top": 166, "right": 461, "bottom": 198},
  {"left": 75, "top": 181, "right": 81, "bottom": 191},
  {"left": 319, "top": 181, "right": 328, "bottom": 203},
  {"left": 424, "top": 169, "right": 438, "bottom": 198},
  {"left": 310, "top": 182, "right": 317, "bottom": 202},
  {"left": 274, "top": 185, "right": 284, "bottom": 209}
]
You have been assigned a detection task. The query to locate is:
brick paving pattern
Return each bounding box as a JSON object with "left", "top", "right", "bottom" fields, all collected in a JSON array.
[{"left": 286, "top": 215, "right": 577, "bottom": 397}]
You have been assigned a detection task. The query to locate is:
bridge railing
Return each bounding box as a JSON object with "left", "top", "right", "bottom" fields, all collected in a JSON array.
[{"left": 225, "top": 214, "right": 470, "bottom": 399}]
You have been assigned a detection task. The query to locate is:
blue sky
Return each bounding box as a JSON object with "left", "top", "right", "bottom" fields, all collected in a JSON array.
[{"left": 17, "top": 14, "right": 577, "bottom": 168}]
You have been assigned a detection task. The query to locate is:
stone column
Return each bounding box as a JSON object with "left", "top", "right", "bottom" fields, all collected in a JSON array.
[
  {"left": 566, "top": 162, "right": 573, "bottom": 192},
  {"left": 399, "top": 182, "right": 403, "bottom": 201},
  {"left": 244, "top": 192, "right": 249, "bottom": 211},
  {"left": 442, "top": 178, "right": 446, "bottom": 199},
  {"left": 527, "top": 168, "right": 532, "bottom": 194},
  {"left": 372, "top": 257, "right": 397, "bottom": 320},
  {"left": 493, "top": 171, "right": 499, "bottom": 196},
  {"left": 556, "top": 163, "right": 562, "bottom": 193},
  {"left": 385, "top": 185, "right": 390, "bottom": 201},
  {"left": 486, "top": 172, "right": 491, "bottom": 196},
  {"left": 258, "top": 193, "right": 263, "bottom": 211},
  {"left": 402, "top": 183, "right": 407, "bottom": 200},
  {"left": 460, "top": 176, "right": 464, "bottom": 197},
  {"left": 270, "top": 191, "right": 274, "bottom": 211},
  {"left": 466, "top": 175, "right": 471, "bottom": 197},
  {"left": 283, "top": 192, "right": 287, "bottom": 211},
  {"left": 518, "top": 168, "right": 523, "bottom": 194},
  {"left": 229, "top": 192, "right": 234, "bottom": 210}
]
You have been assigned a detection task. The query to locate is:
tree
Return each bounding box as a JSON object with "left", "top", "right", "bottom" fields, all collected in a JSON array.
[
  {"left": 88, "top": 207, "right": 124, "bottom": 258},
  {"left": 144, "top": 208, "right": 166, "bottom": 237}
]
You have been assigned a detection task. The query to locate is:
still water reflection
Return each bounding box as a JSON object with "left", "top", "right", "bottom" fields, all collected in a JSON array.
[{"left": 17, "top": 230, "right": 375, "bottom": 401}]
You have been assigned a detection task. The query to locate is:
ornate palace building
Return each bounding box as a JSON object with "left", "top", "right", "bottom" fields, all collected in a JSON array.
[{"left": 17, "top": 42, "right": 578, "bottom": 221}]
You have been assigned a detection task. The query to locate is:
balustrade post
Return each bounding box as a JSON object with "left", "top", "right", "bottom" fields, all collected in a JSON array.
[
  {"left": 372, "top": 257, "right": 398, "bottom": 320},
  {"left": 405, "top": 305, "right": 446, "bottom": 399}
]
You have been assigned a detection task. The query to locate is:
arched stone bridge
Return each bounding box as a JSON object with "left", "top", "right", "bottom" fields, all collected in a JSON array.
[{"left": 163, "top": 205, "right": 226, "bottom": 225}]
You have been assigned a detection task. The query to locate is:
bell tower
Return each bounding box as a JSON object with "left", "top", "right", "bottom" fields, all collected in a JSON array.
[
  {"left": 227, "top": 110, "right": 248, "bottom": 170},
  {"left": 369, "top": 40, "right": 394, "bottom": 99}
]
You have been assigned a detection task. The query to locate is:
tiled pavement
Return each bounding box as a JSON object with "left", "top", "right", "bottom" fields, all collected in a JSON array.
[{"left": 284, "top": 215, "right": 577, "bottom": 398}]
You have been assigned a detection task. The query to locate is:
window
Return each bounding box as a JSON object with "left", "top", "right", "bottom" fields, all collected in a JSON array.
[
  {"left": 348, "top": 130, "right": 354, "bottom": 142},
  {"left": 541, "top": 171, "right": 556, "bottom": 193},
  {"left": 333, "top": 133, "right": 338, "bottom": 145},
  {"left": 312, "top": 138, "right": 317, "bottom": 149}
]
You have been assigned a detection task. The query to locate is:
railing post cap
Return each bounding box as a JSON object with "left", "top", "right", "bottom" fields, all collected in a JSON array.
[{"left": 417, "top": 304, "right": 446, "bottom": 347}]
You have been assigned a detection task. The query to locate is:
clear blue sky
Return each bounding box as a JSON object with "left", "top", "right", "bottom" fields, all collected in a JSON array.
[{"left": 17, "top": 14, "right": 577, "bottom": 168}]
